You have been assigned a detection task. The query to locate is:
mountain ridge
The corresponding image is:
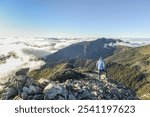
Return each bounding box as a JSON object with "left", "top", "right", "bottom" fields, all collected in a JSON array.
[
  {"left": 0, "top": 63, "right": 137, "bottom": 100},
  {"left": 44, "top": 38, "right": 125, "bottom": 63},
  {"left": 105, "top": 44, "right": 150, "bottom": 99}
]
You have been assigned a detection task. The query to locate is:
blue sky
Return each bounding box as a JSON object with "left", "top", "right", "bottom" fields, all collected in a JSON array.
[{"left": 0, "top": 0, "right": 150, "bottom": 38}]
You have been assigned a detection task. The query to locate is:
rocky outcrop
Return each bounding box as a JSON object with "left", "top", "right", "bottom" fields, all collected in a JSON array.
[
  {"left": 0, "top": 69, "right": 137, "bottom": 100},
  {"left": 49, "top": 69, "right": 86, "bottom": 82},
  {"left": 15, "top": 68, "right": 30, "bottom": 76},
  {"left": 1, "top": 87, "right": 18, "bottom": 100}
]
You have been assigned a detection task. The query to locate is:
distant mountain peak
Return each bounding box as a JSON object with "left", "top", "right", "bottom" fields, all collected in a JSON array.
[{"left": 45, "top": 38, "right": 124, "bottom": 64}]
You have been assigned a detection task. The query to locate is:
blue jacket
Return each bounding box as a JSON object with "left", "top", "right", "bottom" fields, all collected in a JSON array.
[{"left": 96, "top": 59, "right": 105, "bottom": 70}]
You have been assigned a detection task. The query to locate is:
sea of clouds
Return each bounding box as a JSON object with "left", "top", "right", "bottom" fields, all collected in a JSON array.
[
  {"left": 0, "top": 37, "right": 150, "bottom": 90},
  {"left": 0, "top": 37, "right": 96, "bottom": 87}
]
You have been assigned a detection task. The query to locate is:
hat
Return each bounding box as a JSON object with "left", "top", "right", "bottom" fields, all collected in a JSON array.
[{"left": 99, "top": 57, "right": 103, "bottom": 60}]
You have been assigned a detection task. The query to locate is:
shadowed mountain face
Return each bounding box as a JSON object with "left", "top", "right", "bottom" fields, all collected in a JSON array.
[{"left": 45, "top": 38, "right": 122, "bottom": 63}]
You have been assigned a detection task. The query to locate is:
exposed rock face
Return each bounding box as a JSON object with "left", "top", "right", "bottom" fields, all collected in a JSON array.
[{"left": 0, "top": 69, "right": 137, "bottom": 100}]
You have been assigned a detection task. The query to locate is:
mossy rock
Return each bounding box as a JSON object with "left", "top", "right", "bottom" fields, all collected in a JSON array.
[{"left": 49, "top": 69, "right": 86, "bottom": 82}]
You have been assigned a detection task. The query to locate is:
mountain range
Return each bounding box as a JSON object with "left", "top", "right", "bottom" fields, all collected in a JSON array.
[{"left": 45, "top": 38, "right": 124, "bottom": 63}]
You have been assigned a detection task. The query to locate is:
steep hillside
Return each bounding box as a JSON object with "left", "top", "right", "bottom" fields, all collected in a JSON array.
[
  {"left": 44, "top": 38, "right": 125, "bottom": 64},
  {"left": 106, "top": 45, "right": 150, "bottom": 99}
]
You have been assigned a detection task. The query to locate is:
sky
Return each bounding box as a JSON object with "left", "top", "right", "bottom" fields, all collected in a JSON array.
[{"left": 0, "top": 0, "right": 150, "bottom": 38}]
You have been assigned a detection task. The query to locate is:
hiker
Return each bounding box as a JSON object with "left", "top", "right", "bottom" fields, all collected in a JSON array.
[{"left": 96, "top": 57, "right": 107, "bottom": 80}]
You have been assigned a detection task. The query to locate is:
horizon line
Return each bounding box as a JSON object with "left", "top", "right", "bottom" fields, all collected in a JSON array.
[{"left": 0, "top": 36, "right": 150, "bottom": 39}]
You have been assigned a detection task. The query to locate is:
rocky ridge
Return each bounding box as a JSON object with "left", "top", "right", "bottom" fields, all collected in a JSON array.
[{"left": 0, "top": 66, "right": 137, "bottom": 100}]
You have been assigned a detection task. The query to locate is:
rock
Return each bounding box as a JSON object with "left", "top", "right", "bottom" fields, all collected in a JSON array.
[
  {"left": 67, "top": 92, "right": 76, "bottom": 100},
  {"left": 71, "top": 91, "right": 78, "bottom": 97},
  {"left": 103, "top": 93, "right": 112, "bottom": 99},
  {"left": 53, "top": 95, "right": 65, "bottom": 100},
  {"left": 77, "top": 90, "right": 94, "bottom": 100},
  {"left": 15, "top": 68, "right": 29, "bottom": 76},
  {"left": 91, "top": 85, "right": 99, "bottom": 91},
  {"left": 92, "top": 91, "right": 98, "bottom": 96},
  {"left": 72, "top": 83, "right": 82, "bottom": 92},
  {"left": 22, "top": 87, "right": 33, "bottom": 94},
  {"left": 21, "top": 92, "right": 28, "bottom": 100},
  {"left": 32, "top": 94, "right": 44, "bottom": 100},
  {"left": 11, "top": 75, "right": 27, "bottom": 90},
  {"left": 98, "top": 93, "right": 104, "bottom": 99},
  {"left": 29, "top": 85, "right": 42, "bottom": 94},
  {"left": 44, "top": 83, "right": 55, "bottom": 92},
  {"left": 22, "top": 86, "right": 29, "bottom": 92},
  {"left": 44, "top": 85, "right": 68, "bottom": 100},
  {"left": 1, "top": 87, "right": 18, "bottom": 100},
  {"left": 25, "top": 78, "right": 37, "bottom": 87},
  {"left": 13, "top": 95, "right": 23, "bottom": 100},
  {"left": 27, "top": 95, "right": 34, "bottom": 100},
  {"left": 1, "top": 67, "right": 137, "bottom": 100},
  {"left": 38, "top": 78, "right": 49, "bottom": 88}
]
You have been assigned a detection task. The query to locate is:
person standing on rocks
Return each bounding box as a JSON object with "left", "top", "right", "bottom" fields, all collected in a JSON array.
[{"left": 96, "top": 57, "right": 107, "bottom": 80}]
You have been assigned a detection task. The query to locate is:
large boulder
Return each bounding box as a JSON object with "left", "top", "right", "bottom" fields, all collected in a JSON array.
[
  {"left": 1, "top": 87, "right": 18, "bottom": 100},
  {"left": 29, "top": 85, "right": 43, "bottom": 94},
  {"left": 44, "top": 83, "right": 68, "bottom": 100},
  {"left": 11, "top": 75, "right": 27, "bottom": 90}
]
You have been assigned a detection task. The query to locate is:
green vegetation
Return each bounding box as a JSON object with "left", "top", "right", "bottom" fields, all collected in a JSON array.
[
  {"left": 28, "top": 63, "right": 85, "bottom": 82},
  {"left": 49, "top": 69, "right": 85, "bottom": 82},
  {"left": 137, "top": 83, "right": 150, "bottom": 100},
  {"left": 28, "top": 63, "right": 72, "bottom": 80},
  {"left": 106, "top": 45, "right": 150, "bottom": 99},
  {"left": 68, "top": 58, "right": 96, "bottom": 71},
  {"left": 106, "top": 62, "right": 146, "bottom": 89}
]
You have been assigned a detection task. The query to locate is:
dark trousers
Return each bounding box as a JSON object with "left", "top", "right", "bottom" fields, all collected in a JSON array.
[{"left": 98, "top": 69, "right": 107, "bottom": 79}]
